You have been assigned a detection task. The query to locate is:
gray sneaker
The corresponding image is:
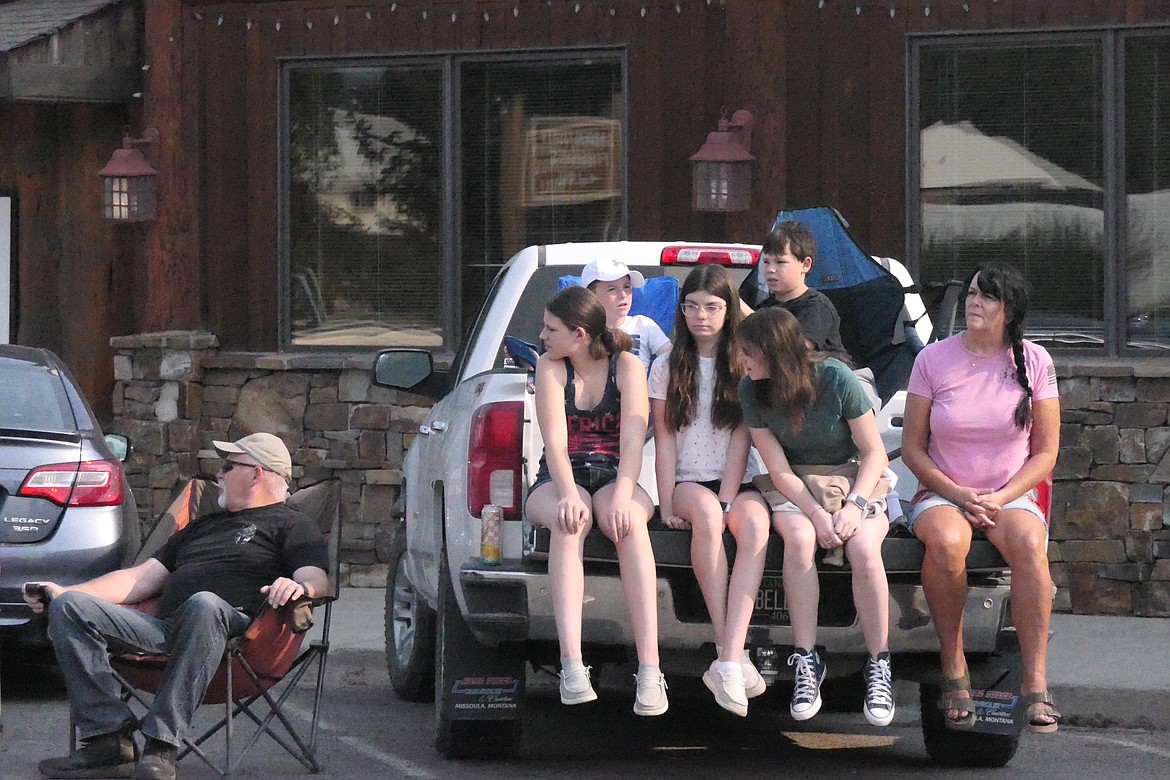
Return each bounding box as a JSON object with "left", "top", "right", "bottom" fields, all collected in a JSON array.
[
  {"left": 633, "top": 667, "right": 669, "bottom": 716},
  {"left": 741, "top": 652, "right": 766, "bottom": 699},
  {"left": 703, "top": 660, "right": 748, "bottom": 717},
  {"left": 559, "top": 663, "right": 598, "bottom": 705}
]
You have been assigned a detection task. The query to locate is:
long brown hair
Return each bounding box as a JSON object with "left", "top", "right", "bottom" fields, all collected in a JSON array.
[
  {"left": 666, "top": 266, "right": 743, "bottom": 432},
  {"left": 545, "top": 285, "right": 632, "bottom": 359},
  {"left": 736, "top": 307, "right": 824, "bottom": 430}
]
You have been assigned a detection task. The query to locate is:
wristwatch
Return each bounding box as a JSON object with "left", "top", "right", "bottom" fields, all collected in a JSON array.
[
  {"left": 846, "top": 493, "right": 869, "bottom": 511},
  {"left": 720, "top": 501, "right": 733, "bottom": 513}
]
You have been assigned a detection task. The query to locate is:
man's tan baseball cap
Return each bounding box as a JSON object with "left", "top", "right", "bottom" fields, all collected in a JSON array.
[{"left": 213, "top": 433, "right": 292, "bottom": 480}]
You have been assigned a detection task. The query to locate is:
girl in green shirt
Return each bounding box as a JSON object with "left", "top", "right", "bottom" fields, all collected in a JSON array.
[{"left": 736, "top": 307, "right": 894, "bottom": 727}]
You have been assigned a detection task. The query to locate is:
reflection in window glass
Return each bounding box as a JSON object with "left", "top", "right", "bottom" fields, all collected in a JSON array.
[
  {"left": 461, "top": 60, "right": 624, "bottom": 330},
  {"left": 1126, "top": 37, "right": 1170, "bottom": 351},
  {"left": 918, "top": 43, "right": 1105, "bottom": 348},
  {"left": 288, "top": 66, "right": 443, "bottom": 348}
]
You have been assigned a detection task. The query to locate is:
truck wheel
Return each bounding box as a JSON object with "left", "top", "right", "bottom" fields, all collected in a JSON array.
[
  {"left": 385, "top": 530, "right": 436, "bottom": 702},
  {"left": 919, "top": 683, "right": 1020, "bottom": 767},
  {"left": 434, "top": 551, "right": 523, "bottom": 759}
]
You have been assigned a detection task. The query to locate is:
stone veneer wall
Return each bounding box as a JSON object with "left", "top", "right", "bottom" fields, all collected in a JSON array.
[
  {"left": 110, "top": 333, "right": 1170, "bottom": 615},
  {"left": 1050, "top": 364, "right": 1170, "bottom": 617},
  {"left": 109, "top": 331, "right": 433, "bottom": 587}
]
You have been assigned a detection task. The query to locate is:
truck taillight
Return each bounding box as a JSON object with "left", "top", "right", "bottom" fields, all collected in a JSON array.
[
  {"left": 660, "top": 246, "right": 759, "bottom": 266},
  {"left": 19, "top": 460, "right": 125, "bottom": 507},
  {"left": 467, "top": 401, "right": 524, "bottom": 521}
]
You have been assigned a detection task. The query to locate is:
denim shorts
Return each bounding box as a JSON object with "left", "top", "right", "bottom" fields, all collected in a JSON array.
[
  {"left": 529, "top": 453, "right": 620, "bottom": 496},
  {"left": 903, "top": 488, "right": 1047, "bottom": 534}
]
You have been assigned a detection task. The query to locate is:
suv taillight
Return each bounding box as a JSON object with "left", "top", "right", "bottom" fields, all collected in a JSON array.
[
  {"left": 660, "top": 246, "right": 759, "bottom": 266},
  {"left": 467, "top": 401, "right": 524, "bottom": 520},
  {"left": 19, "top": 459, "right": 125, "bottom": 507}
]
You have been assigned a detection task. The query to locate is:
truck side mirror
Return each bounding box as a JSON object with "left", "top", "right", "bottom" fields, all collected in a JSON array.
[{"left": 373, "top": 349, "right": 434, "bottom": 391}]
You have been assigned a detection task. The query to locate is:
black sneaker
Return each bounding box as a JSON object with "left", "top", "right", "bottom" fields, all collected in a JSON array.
[
  {"left": 38, "top": 731, "right": 138, "bottom": 779},
  {"left": 863, "top": 651, "right": 895, "bottom": 726},
  {"left": 787, "top": 647, "right": 826, "bottom": 721},
  {"left": 131, "top": 739, "right": 177, "bottom": 780}
]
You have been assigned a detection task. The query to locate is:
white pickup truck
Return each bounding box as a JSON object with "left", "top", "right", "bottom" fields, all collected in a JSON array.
[{"left": 375, "top": 239, "right": 1028, "bottom": 766}]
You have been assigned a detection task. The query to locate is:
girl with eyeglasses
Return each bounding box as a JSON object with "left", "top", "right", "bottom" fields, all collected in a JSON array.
[{"left": 649, "top": 265, "right": 770, "bottom": 717}]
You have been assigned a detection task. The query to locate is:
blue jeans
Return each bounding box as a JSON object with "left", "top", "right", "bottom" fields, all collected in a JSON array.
[{"left": 47, "top": 590, "right": 252, "bottom": 746}]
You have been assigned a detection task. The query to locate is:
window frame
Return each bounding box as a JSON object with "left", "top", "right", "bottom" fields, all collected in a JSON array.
[
  {"left": 907, "top": 26, "right": 1169, "bottom": 357},
  {"left": 277, "top": 46, "right": 628, "bottom": 357}
]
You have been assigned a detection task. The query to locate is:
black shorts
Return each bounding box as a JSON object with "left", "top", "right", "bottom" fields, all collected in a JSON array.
[
  {"left": 690, "top": 479, "right": 754, "bottom": 498},
  {"left": 530, "top": 453, "right": 620, "bottom": 496}
]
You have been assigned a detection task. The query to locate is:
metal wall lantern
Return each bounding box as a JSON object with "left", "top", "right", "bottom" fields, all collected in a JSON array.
[
  {"left": 690, "top": 109, "right": 755, "bottom": 213},
  {"left": 98, "top": 128, "right": 160, "bottom": 222}
]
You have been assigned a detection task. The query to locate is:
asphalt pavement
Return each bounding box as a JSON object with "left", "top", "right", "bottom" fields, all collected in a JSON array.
[{"left": 322, "top": 586, "right": 1170, "bottom": 730}]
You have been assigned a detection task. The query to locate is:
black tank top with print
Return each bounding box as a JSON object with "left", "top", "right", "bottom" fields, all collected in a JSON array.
[{"left": 563, "top": 355, "right": 622, "bottom": 458}]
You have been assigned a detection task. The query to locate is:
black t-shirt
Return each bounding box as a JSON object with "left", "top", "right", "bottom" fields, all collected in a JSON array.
[
  {"left": 152, "top": 503, "right": 329, "bottom": 619},
  {"left": 759, "top": 288, "right": 852, "bottom": 364}
]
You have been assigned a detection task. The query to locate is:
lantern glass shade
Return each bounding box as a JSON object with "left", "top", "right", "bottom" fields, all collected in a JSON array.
[
  {"left": 98, "top": 145, "right": 159, "bottom": 222},
  {"left": 101, "top": 174, "right": 157, "bottom": 221},
  {"left": 692, "top": 160, "right": 752, "bottom": 212}
]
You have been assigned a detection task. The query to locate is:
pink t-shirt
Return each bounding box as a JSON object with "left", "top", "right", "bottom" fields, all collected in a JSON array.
[{"left": 907, "top": 334, "right": 1058, "bottom": 491}]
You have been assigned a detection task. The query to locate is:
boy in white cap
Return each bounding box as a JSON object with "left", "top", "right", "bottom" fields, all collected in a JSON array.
[{"left": 581, "top": 257, "right": 671, "bottom": 373}]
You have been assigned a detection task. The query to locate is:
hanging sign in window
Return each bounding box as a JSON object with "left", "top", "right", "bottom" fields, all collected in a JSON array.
[{"left": 522, "top": 118, "right": 622, "bottom": 207}]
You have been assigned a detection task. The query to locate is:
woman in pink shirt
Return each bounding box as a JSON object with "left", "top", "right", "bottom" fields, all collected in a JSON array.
[{"left": 903, "top": 263, "right": 1061, "bottom": 734}]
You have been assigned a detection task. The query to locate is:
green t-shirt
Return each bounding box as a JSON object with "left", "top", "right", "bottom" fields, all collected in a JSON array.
[{"left": 739, "top": 358, "right": 874, "bottom": 466}]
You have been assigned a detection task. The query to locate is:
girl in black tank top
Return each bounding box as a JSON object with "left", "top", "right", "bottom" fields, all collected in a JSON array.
[{"left": 524, "top": 284, "right": 668, "bottom": 717}]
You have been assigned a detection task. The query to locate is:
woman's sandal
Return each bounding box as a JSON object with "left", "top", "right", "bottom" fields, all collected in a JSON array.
[
  {"left": 937, "top": 673, "right": 978, "bottom": 730},
  {"left": 1023, "top": 691, "right": 1061, "bottom": 733}
]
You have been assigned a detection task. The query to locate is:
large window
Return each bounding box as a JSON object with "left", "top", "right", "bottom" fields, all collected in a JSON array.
[
  {"left": 911, "top": 31, "right": 1170, "bottom": 354},
  {"left": 284, "top": 52, "right": 625, "bottom": 352}
]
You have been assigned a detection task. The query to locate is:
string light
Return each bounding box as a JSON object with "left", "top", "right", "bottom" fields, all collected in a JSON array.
[
  {"left": 890, "top": 7, "right": 895, "bottom": 17},
  {"left": 275, "top": 18, "right": 281, "bottom": 31},
  {"left": 217, "top": 14, "right": 224, "bottom": 26},
  {"left": 925, "top": 5, "right": 930, "bottom": 15},
  {"left": 246, "top": 17, "right": 252, "bottom": 30},
  {"left": 192, "top": 11, "right": 203, "bottom": 21},
  {"left": 306, "top": 18, "right": 312, "bottom": 29}
]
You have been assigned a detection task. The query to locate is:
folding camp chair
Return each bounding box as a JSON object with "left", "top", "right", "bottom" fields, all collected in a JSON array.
[{"left": 71, "top": 477, "right": 341, "bottom": 776}]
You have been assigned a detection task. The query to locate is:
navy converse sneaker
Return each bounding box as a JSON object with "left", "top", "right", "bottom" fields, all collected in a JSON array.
[
  {"left": 787, "top": 647, "right": 826, "bottom": 721},
  {"left": 863, "top": 651, "right": 895, "bottom": 726}
]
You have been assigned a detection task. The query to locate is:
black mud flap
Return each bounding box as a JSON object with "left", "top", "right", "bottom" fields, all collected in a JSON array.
[
  {"left": 435, "top": 552, "right": 525, "bottom": 758},
  {"left": 968, "top": 632, "right": 1026, "bottom": 736}
]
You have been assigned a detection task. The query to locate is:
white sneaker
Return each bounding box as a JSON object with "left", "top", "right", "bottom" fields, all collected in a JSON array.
[
  {"left": 559, "top": 662, "right": 597, "bottom": 705},
  {"left": 741, "top": 652, "right": 766, "bottom": 699},
  {"left": 633, "top": 666, "right": 669, "bottom": 716},
  {"left": 703, "top": 661, "right": 748, "bottom": 717}
]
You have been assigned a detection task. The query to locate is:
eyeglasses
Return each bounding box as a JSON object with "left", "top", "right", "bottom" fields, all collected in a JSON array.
[
  {"left": 680, "top": 301, "right": 727, "bottom": 317},
  {"left": 219, "top": 459, "right": 260, "bottom": 474}
]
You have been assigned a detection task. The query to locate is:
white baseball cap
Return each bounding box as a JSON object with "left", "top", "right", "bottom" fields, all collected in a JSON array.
[{"left": 580, "top": 258, "right": 645, "bottom": 289}]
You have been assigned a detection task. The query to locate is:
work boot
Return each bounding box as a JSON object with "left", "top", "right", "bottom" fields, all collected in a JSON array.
[
  {"left": 38, "top": 730, "right": 138, "bottom": 779},
  {"left": 132, "top": 738, "right": 177, "bottom": 780}
]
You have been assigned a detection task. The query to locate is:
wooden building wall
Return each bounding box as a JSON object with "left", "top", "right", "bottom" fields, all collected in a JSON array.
[
  {"left": 0, "top": 102, "right": 137, "bottom": 422},
  {"left": 773, "top": 0, "right": 1170, "bottom": 259},
  {"left": 177, "top": 0, "right": 741, "bottom": 351},
  {"left": 164, "top": 0, "right": 1170, "bottom": 350}
]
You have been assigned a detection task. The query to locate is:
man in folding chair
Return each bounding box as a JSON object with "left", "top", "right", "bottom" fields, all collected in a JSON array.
[{"left": 23, "top": 433, "right": 329, "bottom": 780}]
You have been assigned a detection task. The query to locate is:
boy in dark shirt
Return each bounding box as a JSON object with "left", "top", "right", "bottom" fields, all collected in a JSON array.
[{"left": 751, "top": 221, "right": 852, "bottom": 365}]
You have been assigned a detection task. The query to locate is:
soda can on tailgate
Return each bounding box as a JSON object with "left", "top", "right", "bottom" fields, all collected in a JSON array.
[{"left": 481, "top": 504, "right": 503, "bottom": 565}]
